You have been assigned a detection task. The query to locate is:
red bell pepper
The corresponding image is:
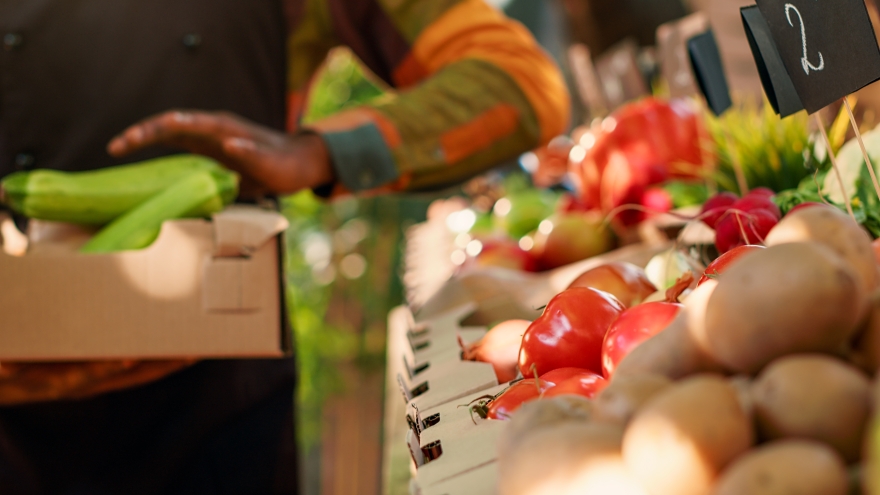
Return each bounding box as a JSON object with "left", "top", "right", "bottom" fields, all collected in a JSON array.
[{"left": 570, "top": 98, "right": 708, "bottom": 225}]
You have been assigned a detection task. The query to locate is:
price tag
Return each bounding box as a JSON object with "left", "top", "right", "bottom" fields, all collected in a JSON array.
[
  {"left": 755, "top": 0, "right": 880, "bottom": 113},
  {"left": 687, "top": 29, "right": 733, "bottom": 116},
  {"left": 741, "top": 5, "right": 805, "bottom": 117}
]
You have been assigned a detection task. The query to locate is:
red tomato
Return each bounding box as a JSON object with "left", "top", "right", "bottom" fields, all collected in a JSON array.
[
  {"left": 485, "top": 378, "right": 552, "bottom": 420},
  {"left": 541, "top": 372, "right": 608, "bottom": 399},
  {"left": 539, "top": 367, "right": 596, "bottom": 385},
  {"left": 519, "top": 287, "right": 625, "bottom": 377},
  {"left": 566, "top": 262, "right": 657, "bottom": 307},
  {"left": 569, "top": 98, "right": 708, "bottom": 226},
  {"left": 715, "top": 208, "right": 778, "bottom": 253},
  {"left": 601, "top": 301, "right": 682, "bottom": 378},
  {"left": 700, "top": 192, "right": 739, "bottom": 229},
  {"left": 698, "top": 244, "right": 766, "bottom": 285}
]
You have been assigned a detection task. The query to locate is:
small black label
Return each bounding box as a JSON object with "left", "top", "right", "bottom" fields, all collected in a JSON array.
[
  {"left": 688, "top": 29, "right": 733, "bottom": 116},
  {"left": 755, "top": 0, "right": 880, "bottom": 113}
]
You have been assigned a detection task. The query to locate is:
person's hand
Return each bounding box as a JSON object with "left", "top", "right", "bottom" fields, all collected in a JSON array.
[{"left": 107, "top": 111, "right": 333, "bottom": 196}]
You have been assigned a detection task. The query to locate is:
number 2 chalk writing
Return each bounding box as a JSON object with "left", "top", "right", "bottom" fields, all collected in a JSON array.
[{"left": 785, "top": 3, "right": 825, "bottom": 74}]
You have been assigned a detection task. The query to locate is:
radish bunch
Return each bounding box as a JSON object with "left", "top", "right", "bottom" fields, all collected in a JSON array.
[{"left": 699, "top": 188, "right": 781, "bottom": 253}]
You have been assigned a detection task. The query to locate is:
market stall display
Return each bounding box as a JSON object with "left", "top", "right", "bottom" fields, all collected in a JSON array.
[{"left": 384, "top": 9, "right": 880, "bottom": 487}]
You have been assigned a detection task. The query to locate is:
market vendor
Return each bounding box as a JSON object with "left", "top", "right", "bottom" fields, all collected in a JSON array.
[{"left": 0, "top": 0, "right": 569, "bottom": 493}]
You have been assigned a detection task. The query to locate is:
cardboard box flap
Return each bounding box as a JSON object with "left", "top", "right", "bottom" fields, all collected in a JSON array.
[
  {"left": 418, "top": 462, "right": 499, "bottom": 495},
  {"left": 404, "top": 360, "right": 497, "bottom": 416},
  {"left": 213, "top": 205, "right": 288, "bottom": 258},
  {"left": 413, "top": 384, "right": 507, "bottom": 439},
  {"left": 414, "top": 422, "right": 505, "bottom": 486}
]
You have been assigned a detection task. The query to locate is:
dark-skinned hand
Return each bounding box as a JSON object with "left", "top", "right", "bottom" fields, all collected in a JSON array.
[{"left": 107, "top": 110, "right": 333, "bottom": 197}]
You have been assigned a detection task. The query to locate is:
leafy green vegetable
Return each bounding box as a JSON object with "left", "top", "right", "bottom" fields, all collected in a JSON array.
[
  {"left": 662, "top": 181, "right": 709, "bottom": 208},
  {"left": 704, "top": 101, "right": 820, "bottom": 193}
]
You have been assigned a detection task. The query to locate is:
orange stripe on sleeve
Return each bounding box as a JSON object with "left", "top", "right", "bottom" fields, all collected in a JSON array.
[
  {"left": 440, "top": 103, "right": 520, "bottom": 164},
  {"left": 406, "top": 0, "right": 570, "bottom": 145}
]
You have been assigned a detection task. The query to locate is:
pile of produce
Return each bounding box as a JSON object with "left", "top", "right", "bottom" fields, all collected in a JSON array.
[
  {"left": 459, "top": 202, "right": 880, "bottom": 495},
  {"left": 0, "top": 155, "right": 239, "bottom": 252},
  {"left": 454, "top": 96, "right": 824, "bottom": 275}
]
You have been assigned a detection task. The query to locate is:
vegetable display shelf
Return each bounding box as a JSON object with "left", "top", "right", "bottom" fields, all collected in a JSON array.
[{"left": 382, "top": 216, "right": 674, "bottom": 495}]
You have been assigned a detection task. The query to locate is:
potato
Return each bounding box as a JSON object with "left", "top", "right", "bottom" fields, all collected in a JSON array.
[
  {"left": 623, "top": 375, "right": 754, "bottom": 495},
  {"left": 852, "top": 297, "right": 880, "bottom": 374},
  {"left": 862, "top": 378, "right": 880, "bottom": 495},
  {"left": 704, "top": 242, "right": 865, "bottom": 373},
  {"left": 614, "top": 281, "right": 725, "bottom": 380},
  {"left": 752, "top": 354, "right": 872, "bottom": 463},
  {"left": 498, "top": 422, "right": 646, "bottom": 495},
  {"left": 765, "top": 206, "right": 878, "bottom": 300},
  {"left": 592, "top": 374, "right": 673, "bottom": 425},
  {"left": 497, "top": 395, "right": 593, "bottom": 454},
  {"left": 712, "top": 440, "right": 848, "bottom": 495}
]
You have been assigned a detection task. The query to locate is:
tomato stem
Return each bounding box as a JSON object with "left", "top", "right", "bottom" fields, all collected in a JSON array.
[{"left": 665, "top": 272, "right": 695, "bottom": 302}]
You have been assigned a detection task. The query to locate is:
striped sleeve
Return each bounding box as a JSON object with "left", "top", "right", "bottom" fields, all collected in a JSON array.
[{"left": 300, "top": 0, "right": 570, "bottom": 193}]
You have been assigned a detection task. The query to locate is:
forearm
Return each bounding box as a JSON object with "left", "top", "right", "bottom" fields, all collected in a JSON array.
[{"left": 307, "top": 0, "right": 570, "bottom": 194}]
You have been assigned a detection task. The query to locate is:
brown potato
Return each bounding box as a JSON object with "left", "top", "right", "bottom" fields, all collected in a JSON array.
[
  {"left": 712, "top": 440, "right": 848, "bottom": 495},
  {"left": 592, "top": 374, "right": 673, "bottom": 425},
  {"left": 862, "top": 378, "right": 880, "bottom": 495},
  {"left": 704, "top": 242, "right": 865, "bottom": 373},
  {"left": 852, "top": 297, "right": 880, "bottom": 374},
  {"left": 497, "top": 395, "right": 593, "bottom": 454},
  {"left": 752, "top": 354, "right": 872, "bottom": 463},
  {"left": 498, "top": 422, "right": 646, "bottom": 495},
  {"left": 623, "top": 375, "right": 754, "bottom": 495},
  {"left": 765, "top": 206, "right": 878, "bottom": 301}
]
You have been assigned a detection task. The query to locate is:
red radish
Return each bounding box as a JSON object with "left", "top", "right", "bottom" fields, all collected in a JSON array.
[
  {"left": 641, "top": 187, "right": 674, "bottom": 215},
  {"left": 715, "top": 209, "right": 778, "bottom": 253},
  {"left": 461, "top": 319, "right": 531, "bottom": 383},
  {"left": 698, "top": 245, "right": 766, "bottom": 285},
  {"left": 746, "top": 187, "right": 775, "bottom": 198},
  {"left": 700, "top": 192, "right": 739, "bottom": 229},
  {"left": 541, "top": 372, "right": 608, "bottom": 399},
  {"left": 732, "top": 195, "right": 781, "bottom": 219},
  {"left": 600, "top": 275, "right": 689, "bottom": 378}
]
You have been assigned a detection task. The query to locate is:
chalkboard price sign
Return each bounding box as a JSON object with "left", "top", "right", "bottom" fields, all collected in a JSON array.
[
  {"left": 741, "top": 5, "right": 805, "bottom": 117},
  {"left": 754, "top": 0, "right": 880, "bottom": 113},
  {"left": 688, "top": 29, "right": 733, "bottom": 116}
]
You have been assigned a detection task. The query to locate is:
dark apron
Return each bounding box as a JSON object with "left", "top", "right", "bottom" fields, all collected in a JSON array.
[{"left": 0, "top": 1, "right": 298, "bottom": 494}]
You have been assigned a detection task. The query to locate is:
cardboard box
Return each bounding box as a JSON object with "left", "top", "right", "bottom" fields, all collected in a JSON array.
[
  {"left": 410, "top": 384, "right": 507, "bottom": 441},
  {"left": 0, "top": 205, "right": 291, "bottom": 360},
  {"left": 414, "top": 462, "right": 498, "bottom": 495},
  {"left": 410, "top": 417, "right": 505, "bottom": 488},
  {"left": 399, "top": 359, "right": 498, "bottom": 420},
  {"left": 403, "top": 304, "right": 486, "bottom": 379}
]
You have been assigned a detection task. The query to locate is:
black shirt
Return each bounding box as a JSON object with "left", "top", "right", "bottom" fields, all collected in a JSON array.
[{"left": 0, "top": 1, "right": 298, "bottom": 493}]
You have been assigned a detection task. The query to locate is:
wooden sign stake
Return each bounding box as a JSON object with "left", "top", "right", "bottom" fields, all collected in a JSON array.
[
  {"left": 842, "top": 97, "right": 880, "bottom": 202},
  {"left": 814, "top": 112, "right": 856, "bottom": 219}
]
